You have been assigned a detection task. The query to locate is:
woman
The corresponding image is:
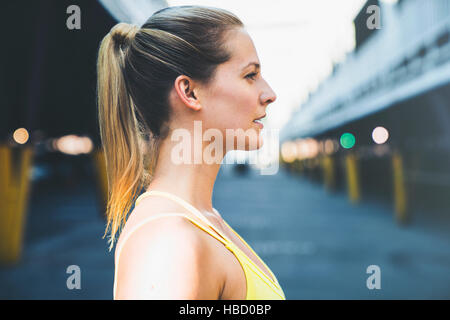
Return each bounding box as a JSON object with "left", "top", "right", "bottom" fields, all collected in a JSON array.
[{"left": 97, "top": 5, "right": 285, "bottom": 300}]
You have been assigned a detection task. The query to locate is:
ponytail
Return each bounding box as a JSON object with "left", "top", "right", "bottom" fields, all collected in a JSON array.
[{"left": 96, "top": 23, "right": 154, "bottom": 251}]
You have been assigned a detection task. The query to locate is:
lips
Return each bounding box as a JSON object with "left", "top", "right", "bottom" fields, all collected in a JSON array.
[
  {"left": 252, "top": 114, "right": 266, "bottom": 128},
  {"left": 253, "top": 114, "right": 266, "bottom": 121}
]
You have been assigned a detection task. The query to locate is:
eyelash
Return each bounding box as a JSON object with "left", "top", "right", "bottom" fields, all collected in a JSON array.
[{"left": 245, "top": 72, "right": 258, "bottom": 80}]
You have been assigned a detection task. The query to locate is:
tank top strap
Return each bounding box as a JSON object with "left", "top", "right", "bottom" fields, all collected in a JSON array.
[{"left": 135, "top": 190, "right": 235, "bottom": 245}]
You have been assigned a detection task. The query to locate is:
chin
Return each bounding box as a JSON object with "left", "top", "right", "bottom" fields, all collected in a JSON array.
[
  {"left": 237, "top": 128, "right": 264, "bottom": 151},
  {"left": 224, "top": 125, "right": 264, "bottom": 152}
]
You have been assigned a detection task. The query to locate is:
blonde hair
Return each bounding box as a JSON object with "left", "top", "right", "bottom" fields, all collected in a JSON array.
[{"left": 96, "top": 6, "right": 243, "bottom": 251}]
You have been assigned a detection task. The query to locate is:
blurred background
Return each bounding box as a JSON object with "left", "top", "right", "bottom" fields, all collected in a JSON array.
[{"left": 1, "top": 0, "right": 450, "bottom": 299}]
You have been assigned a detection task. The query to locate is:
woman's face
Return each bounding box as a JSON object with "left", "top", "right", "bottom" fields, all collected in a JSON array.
[{"left": 195, "top": 27, "right": 277, "bottom": 153}]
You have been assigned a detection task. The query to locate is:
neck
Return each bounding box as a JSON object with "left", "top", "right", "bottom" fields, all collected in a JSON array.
[{"left": 146, "top": 132, "right": 224, "bottom": 214}]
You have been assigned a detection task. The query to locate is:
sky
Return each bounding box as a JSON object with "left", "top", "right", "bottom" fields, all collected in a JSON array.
[{"left": 167, "top": 0, "right": 367, "bottom": 131}]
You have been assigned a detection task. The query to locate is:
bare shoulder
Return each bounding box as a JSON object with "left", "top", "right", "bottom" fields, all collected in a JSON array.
[
  {"left": 114, "top": 211, "right": 225, "bottom": 299},
  {"left": 115, "top": 194, "right": 191, "bottom": 250}
]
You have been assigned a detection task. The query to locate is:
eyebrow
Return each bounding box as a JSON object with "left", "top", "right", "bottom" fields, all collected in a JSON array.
[{"left": 242, "top": 62, "right": 260, "bottom": 71}]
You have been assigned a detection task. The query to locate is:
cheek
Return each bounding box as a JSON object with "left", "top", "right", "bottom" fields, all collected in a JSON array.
[
  {"left": 222, "top": 93, "right": 256, "bottom": 127},
  {"left": 204, "top": 78, "right": 256, "bottom": 130},
  {"left": 232, "top": 96, "right": 258, "bottom": 131}
]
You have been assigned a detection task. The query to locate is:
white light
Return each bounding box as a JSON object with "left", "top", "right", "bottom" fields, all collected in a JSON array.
[
  {"left": 54, "top": 135, "right": 94, "bottom": 155},
  {"left": 372, "top": 126, "right": 389, "bottom": 144}
]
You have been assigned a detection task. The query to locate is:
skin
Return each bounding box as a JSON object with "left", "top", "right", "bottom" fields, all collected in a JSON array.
[{"left": 114, "top": 27, "right": 277, "bottom": 299}]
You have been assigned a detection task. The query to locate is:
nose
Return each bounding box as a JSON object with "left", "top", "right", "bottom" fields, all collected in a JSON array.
[{"left": 261, "top": 80, "right": 277, "bottom": 105}]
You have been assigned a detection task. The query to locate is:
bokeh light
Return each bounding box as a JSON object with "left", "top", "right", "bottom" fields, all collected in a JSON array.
[
  {"left": 54, "top": 135, "right": 94, "bottom": 155},
  {"left": 340, "top": 132, "right": 356, "bottom": 149},
  {"left": 372, "top": 126, "right": 389, "bottom": 144},
  {"left": 13, "top": 128, "right": 29, "bottom": 144}
]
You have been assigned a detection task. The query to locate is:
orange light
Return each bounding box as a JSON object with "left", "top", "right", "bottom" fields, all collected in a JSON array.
[
  {"left": 281, "top": 141, "right": 297, "bottom": 163},
  {"left": 13, "top": 128, "right": 29, "bottom": 144}
]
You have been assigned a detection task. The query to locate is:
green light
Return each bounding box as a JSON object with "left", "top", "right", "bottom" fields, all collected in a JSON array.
[{"left": 340, "top": 133, "right": 355, "bottom": 149}]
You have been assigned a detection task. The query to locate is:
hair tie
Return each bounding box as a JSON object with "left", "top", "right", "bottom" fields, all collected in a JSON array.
[{"left": 111, "top": 22, "right": 139, "bottom": 47}]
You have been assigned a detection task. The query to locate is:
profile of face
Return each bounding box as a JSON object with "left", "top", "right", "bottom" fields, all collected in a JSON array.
[{"left": 170, "top": 27, "right": 277, "bottom": 158}]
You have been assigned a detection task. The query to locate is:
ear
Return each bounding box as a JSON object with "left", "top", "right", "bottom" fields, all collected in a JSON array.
[{"left": 173, "top": 75, "right": 201, "bottom": 111}]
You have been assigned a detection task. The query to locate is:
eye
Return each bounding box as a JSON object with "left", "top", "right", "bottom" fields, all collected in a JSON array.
[{"left": 245, "top": 72, "right": 258, "bottom": 80}]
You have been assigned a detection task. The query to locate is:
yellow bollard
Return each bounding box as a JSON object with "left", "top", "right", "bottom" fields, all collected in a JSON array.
[
  {"left": 0, "top": 145, "right": 34, "bottom": 264},
  {"left": 0, "top": 145, "right": 12, "bottom": 262},
  {"left": 392, "top": 150, "right": 408, "bottom": 224},
  {"left": 92, "top": 149, "right": 109, "bottom": 218},
  {"left": 345, "top": 152, "right": 361, "bottom": 204},
  {"left": 322, "top": 155, "right": 336, "bottom": 192}
]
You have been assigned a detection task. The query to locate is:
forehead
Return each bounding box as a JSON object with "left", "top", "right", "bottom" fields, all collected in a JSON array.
[{"left": 222, "top": 28, "right": 260, "bottom": 71}]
